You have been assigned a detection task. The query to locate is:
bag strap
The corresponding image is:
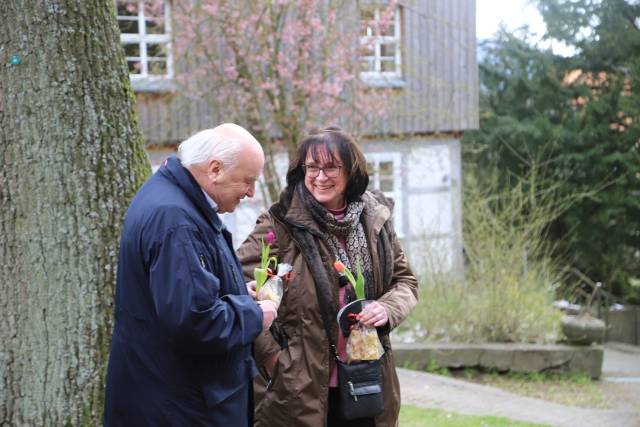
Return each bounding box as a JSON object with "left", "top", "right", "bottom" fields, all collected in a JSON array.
[{"left": 288, "top": 225, "right": 340, "bottom": 359}]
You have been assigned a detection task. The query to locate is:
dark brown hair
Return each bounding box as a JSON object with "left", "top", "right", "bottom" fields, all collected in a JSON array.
[{"left": 286, "top": 127, "right": 369, "bottom": 203}]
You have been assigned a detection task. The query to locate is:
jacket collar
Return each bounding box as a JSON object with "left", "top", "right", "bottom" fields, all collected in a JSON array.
[
  {"left": 159, "top": 156, "right": 224, "bottom": 232},
  {"left": 284, "top": 188, "right": 324, "bottom": 235},
  {"left": 360, "top": 191, "right": 391, "bottom": 237}
]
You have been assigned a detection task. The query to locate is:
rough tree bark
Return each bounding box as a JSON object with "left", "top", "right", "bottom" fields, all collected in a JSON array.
[{"left": 0, "top": 1, "right": 149, "bottom": 425}]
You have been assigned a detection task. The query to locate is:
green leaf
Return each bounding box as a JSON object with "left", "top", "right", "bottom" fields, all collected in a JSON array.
[{"left": 355, "top": 260, "right": 365, "bottom": 300}]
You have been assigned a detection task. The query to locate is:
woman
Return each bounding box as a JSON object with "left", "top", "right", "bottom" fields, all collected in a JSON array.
[{"left": 237, "top": 128, "right": 418, "bottom": 426}]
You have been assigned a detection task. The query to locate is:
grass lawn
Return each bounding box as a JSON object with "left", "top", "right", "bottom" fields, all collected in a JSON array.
[
  {"left": 399, "top": 405, "right": 548, "bottom": 426},
  {"left": 448, "top": 369, "right": 611, "bottom": 409}
]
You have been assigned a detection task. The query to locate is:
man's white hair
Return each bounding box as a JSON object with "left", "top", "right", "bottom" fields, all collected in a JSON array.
[{"left": 178, "top": 124, "right": 256, "bottom": 168}]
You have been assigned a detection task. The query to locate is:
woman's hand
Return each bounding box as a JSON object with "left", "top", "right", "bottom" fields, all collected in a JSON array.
[{"left": 358, "top": 301, "right": 389, "bottom": 327}]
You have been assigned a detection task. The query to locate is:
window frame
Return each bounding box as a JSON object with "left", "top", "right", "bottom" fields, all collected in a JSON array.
[
  {"left": 366, "top": 152, "right": 404, "bottom": 237},
  {"left": 359, "top": 6, "right": 405, "bottom": 88},
  {"left": 117, "top": 0, "right": 174, "bottom": 91}
]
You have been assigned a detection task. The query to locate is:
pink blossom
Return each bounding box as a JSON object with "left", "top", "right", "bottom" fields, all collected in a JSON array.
[{"left": 171, "top": 0, "right": 392, "bottom": 203}]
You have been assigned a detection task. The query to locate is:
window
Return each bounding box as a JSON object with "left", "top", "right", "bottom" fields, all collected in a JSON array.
[
  {"left": 359, "top": 6, "right": 404, "bottom": 87},
  {"left": 366, "top": 153, "right": 404, "bottom": 236},
  {"left": 117, "top": 1, "right": 173, "bottom": 90}
]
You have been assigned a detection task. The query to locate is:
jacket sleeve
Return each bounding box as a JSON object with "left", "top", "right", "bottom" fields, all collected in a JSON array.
[
  {"left": 376, "top": 225, "right": 419, "bottom": 331},
  {"left": 148, "top": 225, "right": 263, "bottom": 355},
  {"left": 236, "top": 213, "right": 283, "bottom": 367}
]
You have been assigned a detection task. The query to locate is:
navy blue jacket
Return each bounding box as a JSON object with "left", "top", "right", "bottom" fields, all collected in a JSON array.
[{"left": 104, "top": 156, "right": 263, "bottom": 426}]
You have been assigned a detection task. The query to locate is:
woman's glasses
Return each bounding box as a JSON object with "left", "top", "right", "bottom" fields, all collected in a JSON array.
[{"left": 303, "top": 164, "right": 342, "bottom": 178}]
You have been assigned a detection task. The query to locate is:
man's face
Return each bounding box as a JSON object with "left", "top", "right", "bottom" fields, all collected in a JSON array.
[{"left": 209, "top": 146, "right": 264, "bottom": 213}]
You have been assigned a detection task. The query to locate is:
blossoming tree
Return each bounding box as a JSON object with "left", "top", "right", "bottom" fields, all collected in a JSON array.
[{"left": 171, "top": 0, "right": 395, "bottom": 202}]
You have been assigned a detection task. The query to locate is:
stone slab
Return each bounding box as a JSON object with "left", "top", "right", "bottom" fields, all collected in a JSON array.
[{"left": 392, "top": 342, "right": 604, "bottom": 378}]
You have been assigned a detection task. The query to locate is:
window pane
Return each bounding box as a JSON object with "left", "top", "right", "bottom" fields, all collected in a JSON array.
[
  {"left": 366, "top": 162, "right": 375, "bottom": 190},
  {"left": 379, "top": 161, "right": 394, "bottom": 192},
  {"left": 380, "top": 60, "right": 396, "bottom": 72},
  {"left": 380, "top": 179, "right": 394, "bottom": 192},
  {"left": 119, "top": 19, "right": 139, "bottom": 34},
  {"left": 380, "top": 161, "right": 393, "bottom": 175},
  {"left": 145, "top": 1, "right": 166, "bottom": 35},
  {"left": 366, "top": 161, "right": 376, "bottom": 175},
  {"left": 146, "top": 18, "right": 165, "bottom": 34},
  {"left": 147, "top": 43, "right": 167, "bottom": 58},
  {"left": 117, "top": 1, "right": 138, "bottom": 17},
  {"left": 144, "top": 0, "right": 165, "bottom": 17},
  {"left": 148, "top": 59, "right": 167, "bottom": 75},
  {"left": 360, "top": 9, "right": 374, "bottom": 21},
  {"left": 118, "top": 18, "right": 138, "bottom": 34},
  {"left": 360, "top": 9, "right": 375, "bottom": 37},
  {"left": 380, "top": 43, "right": 396, "bottom": 58},
  {"left": 360, "top": 43, "right": 374, "bottom": 56},
  {"left": 123, "top": 43, "right": 140, "bottom": 57},
  {"left": 380, "top": 18, "right": 395, "bottom": 36},
  {"left": 128, "top": 60, "right": 142, "bottom": 74}
]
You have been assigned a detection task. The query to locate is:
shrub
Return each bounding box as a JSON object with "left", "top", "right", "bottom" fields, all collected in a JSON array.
[{"left": 401, "top": 166, "right": 570, "bottom": 343}]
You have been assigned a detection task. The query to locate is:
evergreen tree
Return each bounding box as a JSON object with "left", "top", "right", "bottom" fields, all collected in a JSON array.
[{"left": 465, "top": 0, "right": 640, "bottom": 301}]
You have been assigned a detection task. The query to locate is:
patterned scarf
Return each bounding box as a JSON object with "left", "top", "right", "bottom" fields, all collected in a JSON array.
[{"left": 296, "top": 183, "right": 374, "bottom": 292}]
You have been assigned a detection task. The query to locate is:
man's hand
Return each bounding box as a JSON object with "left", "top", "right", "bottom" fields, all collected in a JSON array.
[
  {"left": 258, "top": 299, "right": 278, "bottom": 330},
  {"left": 246, "top": 280, "right": 257, "bottom": 299},
  {"left": 358, "top": 301, "right": 389, "bottom": 327}
]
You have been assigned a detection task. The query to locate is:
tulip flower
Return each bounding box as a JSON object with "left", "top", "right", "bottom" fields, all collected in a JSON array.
[
  {"left": 266, "top": 230, "right": 276, "bottom": 245},
  {"left": 333, "top": 259, "right": 365, "bottom": 300},
  {"left": 255, "top": 230, "right": 278, "bottom": 291}
]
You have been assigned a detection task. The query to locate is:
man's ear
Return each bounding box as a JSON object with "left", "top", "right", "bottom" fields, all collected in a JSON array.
[{"left": 207, "top": 159, "right": 224, "bottom": 182}]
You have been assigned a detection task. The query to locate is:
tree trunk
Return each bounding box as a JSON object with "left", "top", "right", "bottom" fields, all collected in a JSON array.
[{"left": 0, "top": 1, "right": 149, "bottom": 425}]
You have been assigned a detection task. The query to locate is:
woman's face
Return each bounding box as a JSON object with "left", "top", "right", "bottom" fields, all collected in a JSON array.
[{"left": 303, "top": 146, "right": 347, "bottom": 210}]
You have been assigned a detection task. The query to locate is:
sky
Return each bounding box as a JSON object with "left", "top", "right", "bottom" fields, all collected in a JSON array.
[
  {"left": 476, "top": 0, "right": 546, "bottom": 41},
  {"left": 476, "top": 0, "right": 575, "bottom": 55}
]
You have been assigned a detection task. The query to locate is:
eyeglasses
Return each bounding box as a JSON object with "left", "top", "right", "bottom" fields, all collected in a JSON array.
[{"left": 303, "top": 164, "right": 342, "bottom": 178}]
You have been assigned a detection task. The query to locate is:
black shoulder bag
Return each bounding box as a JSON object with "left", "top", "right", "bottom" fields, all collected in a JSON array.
[
  {"left": 289, "top": 227, "right": 384, "bottom": 420},
  {"left": 335, "top": 357, "right": 384, "bottom": 420}
]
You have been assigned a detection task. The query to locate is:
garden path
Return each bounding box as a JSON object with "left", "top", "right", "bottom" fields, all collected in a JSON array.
[{"left": 398, "top": 342, "right": 640, "bottom": 427}]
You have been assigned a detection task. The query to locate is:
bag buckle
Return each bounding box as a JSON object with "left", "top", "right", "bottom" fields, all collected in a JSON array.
[{"left": 348, "top": 381, "right": 358, "bottom": 401}]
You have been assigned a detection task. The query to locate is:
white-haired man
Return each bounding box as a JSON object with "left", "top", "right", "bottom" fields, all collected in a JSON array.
[{"left": 104, "top": 123, "right": 277, "bottom": 426}]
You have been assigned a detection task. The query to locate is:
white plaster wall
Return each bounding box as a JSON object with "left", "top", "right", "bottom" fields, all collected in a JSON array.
[
  {"left": 407, "top": 144, "right": 452, "bottom": 188},
  {"left": 408, "top": 192, "right": 454, "bottom": 236},
  {"left": 356, "top": 137, "right": 463, "bottom": 277}
]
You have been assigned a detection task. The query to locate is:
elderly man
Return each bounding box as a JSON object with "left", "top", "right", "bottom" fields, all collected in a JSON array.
[{"left": 104, "top": 124, "right": 277, "bottom": 426}]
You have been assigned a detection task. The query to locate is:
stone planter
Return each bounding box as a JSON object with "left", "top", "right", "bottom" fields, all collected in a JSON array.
[{"left": 560, "top": 313, "right": 605, "bottom": 345}]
